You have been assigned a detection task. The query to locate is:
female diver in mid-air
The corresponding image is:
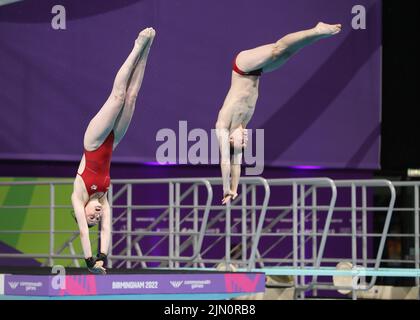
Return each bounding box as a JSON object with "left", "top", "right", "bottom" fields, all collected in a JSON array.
[
  {"left": 71, "top": 27, "right": 156, "bottom": 274},
  {"left": 215, "top": 22, "right": 342, "bottom": 204}
]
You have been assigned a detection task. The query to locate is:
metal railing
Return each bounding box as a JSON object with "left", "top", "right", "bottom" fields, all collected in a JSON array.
[
  {"left": 108, "top": 178, "right": 213, "bottom": 269},
  {"left": 0, "top": 177, "right": 419, "bottom": 300}
]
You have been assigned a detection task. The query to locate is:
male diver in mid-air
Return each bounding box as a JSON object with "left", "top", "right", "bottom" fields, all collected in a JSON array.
[
  {"left": 71, "top": 27, "right": 155, "bottom": 274},
  {"left": 215, "top": 22, "right": 342, "bottom": 204}
]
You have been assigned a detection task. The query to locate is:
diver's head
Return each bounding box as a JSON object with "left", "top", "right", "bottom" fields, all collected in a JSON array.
[{"left": 84, "top": 198, "right": 103, "bottom": 227}]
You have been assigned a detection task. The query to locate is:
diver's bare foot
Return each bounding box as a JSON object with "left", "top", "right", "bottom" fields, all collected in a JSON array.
[
  {"left": 314, "top": 22, "right": 342, "bottom": 37},
  {"left": 135, "top": 27, "right": 156, "bottom": 48}
]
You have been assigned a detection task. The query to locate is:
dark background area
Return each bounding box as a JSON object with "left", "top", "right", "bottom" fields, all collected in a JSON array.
[
  {"left": 380, "top": 1, "right": 420, "bottom": 173},
  {"left": 376, "top": 1, "right": 420, "bottom": 286}
]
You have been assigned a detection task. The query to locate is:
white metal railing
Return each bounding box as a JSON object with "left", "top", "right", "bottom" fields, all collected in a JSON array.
[{"left": 0, "top": 177, "right": 419, "bottom": 300}]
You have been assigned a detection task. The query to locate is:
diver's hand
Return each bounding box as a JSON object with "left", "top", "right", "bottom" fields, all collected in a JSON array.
[
  {"left": 96, "top": 253, "right": 108, "bottom": 266},
  {"left": 85, "top": 257, "right": 106, "bottom": 275},
  {"left": 222, "top": 192, "right": 238, "bottom": 205},
  {"left": 242, "top": 129, "right": 248, "bottom": 148},
  {"left": 229, "top": 127, "right": 248, "bottom": 150}
]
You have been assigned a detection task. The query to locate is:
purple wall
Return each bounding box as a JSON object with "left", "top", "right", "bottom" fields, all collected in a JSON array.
[
  {"left": 0, "top": 0, "right": 382, "bottom": 169},
  {"left": 0, "top": 0, "right": 380, "bottom": 287}
]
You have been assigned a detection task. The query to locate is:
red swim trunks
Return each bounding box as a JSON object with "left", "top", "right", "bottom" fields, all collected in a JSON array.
[{"left": 232, "top": 54, "right": 263, "bottom": 77}]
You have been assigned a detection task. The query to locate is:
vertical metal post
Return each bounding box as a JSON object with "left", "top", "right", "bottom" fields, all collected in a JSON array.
[
  {"left": 225, "top": 197, "right": 231, "bottom": 267},
  {"left": 193, "top": 184, "right": 198, "bottom": 268},
  {"left": 300, "top": 184, "right": 306, "bottom": 299},
  {"left": 351, "top": 183, "right": 357, "bottom": 300},
  {"left": 169, "top": 182, "right": 174, "bottom": 269},
  {"left": 108, "top": 184, "right": 113, "bottom": 268},
  {"left": 241, "top": 183, "right": 247, "bottom": 268},
  {"left": 126, "top": 184, "right": 132, "bottom": 268},
  {"left": 251, "top": 185, "right": 257, "bottom": 269},
  {"left": 49, "top": 184, "right": 55, "bottom": 267},
  {"left": 414, "top": 185, "right": 420, "bottom": 288},
  {"left": 175, "top": 183, "right": 180, "bottom": 268},
  {"left": 362, "top": 186, "right": 368, "bottom": 287},
  {"left": 292, "top": 182, "right": 298, "bottom": 289},
  {"left": 312, "top": 187, "right": 318, "bottom": 297}
]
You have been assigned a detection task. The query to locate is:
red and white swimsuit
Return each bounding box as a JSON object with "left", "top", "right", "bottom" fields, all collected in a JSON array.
[{"left": 78, "top": 131, "right": 114, "bottom": 197}]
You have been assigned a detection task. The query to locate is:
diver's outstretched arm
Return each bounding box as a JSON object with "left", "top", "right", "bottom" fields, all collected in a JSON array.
[
  {"left": 216, "top": 127, "right": 234, "bottom": 204},
  {"left": 71, "top": 193, "right": 93, "bottom": 259}
]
